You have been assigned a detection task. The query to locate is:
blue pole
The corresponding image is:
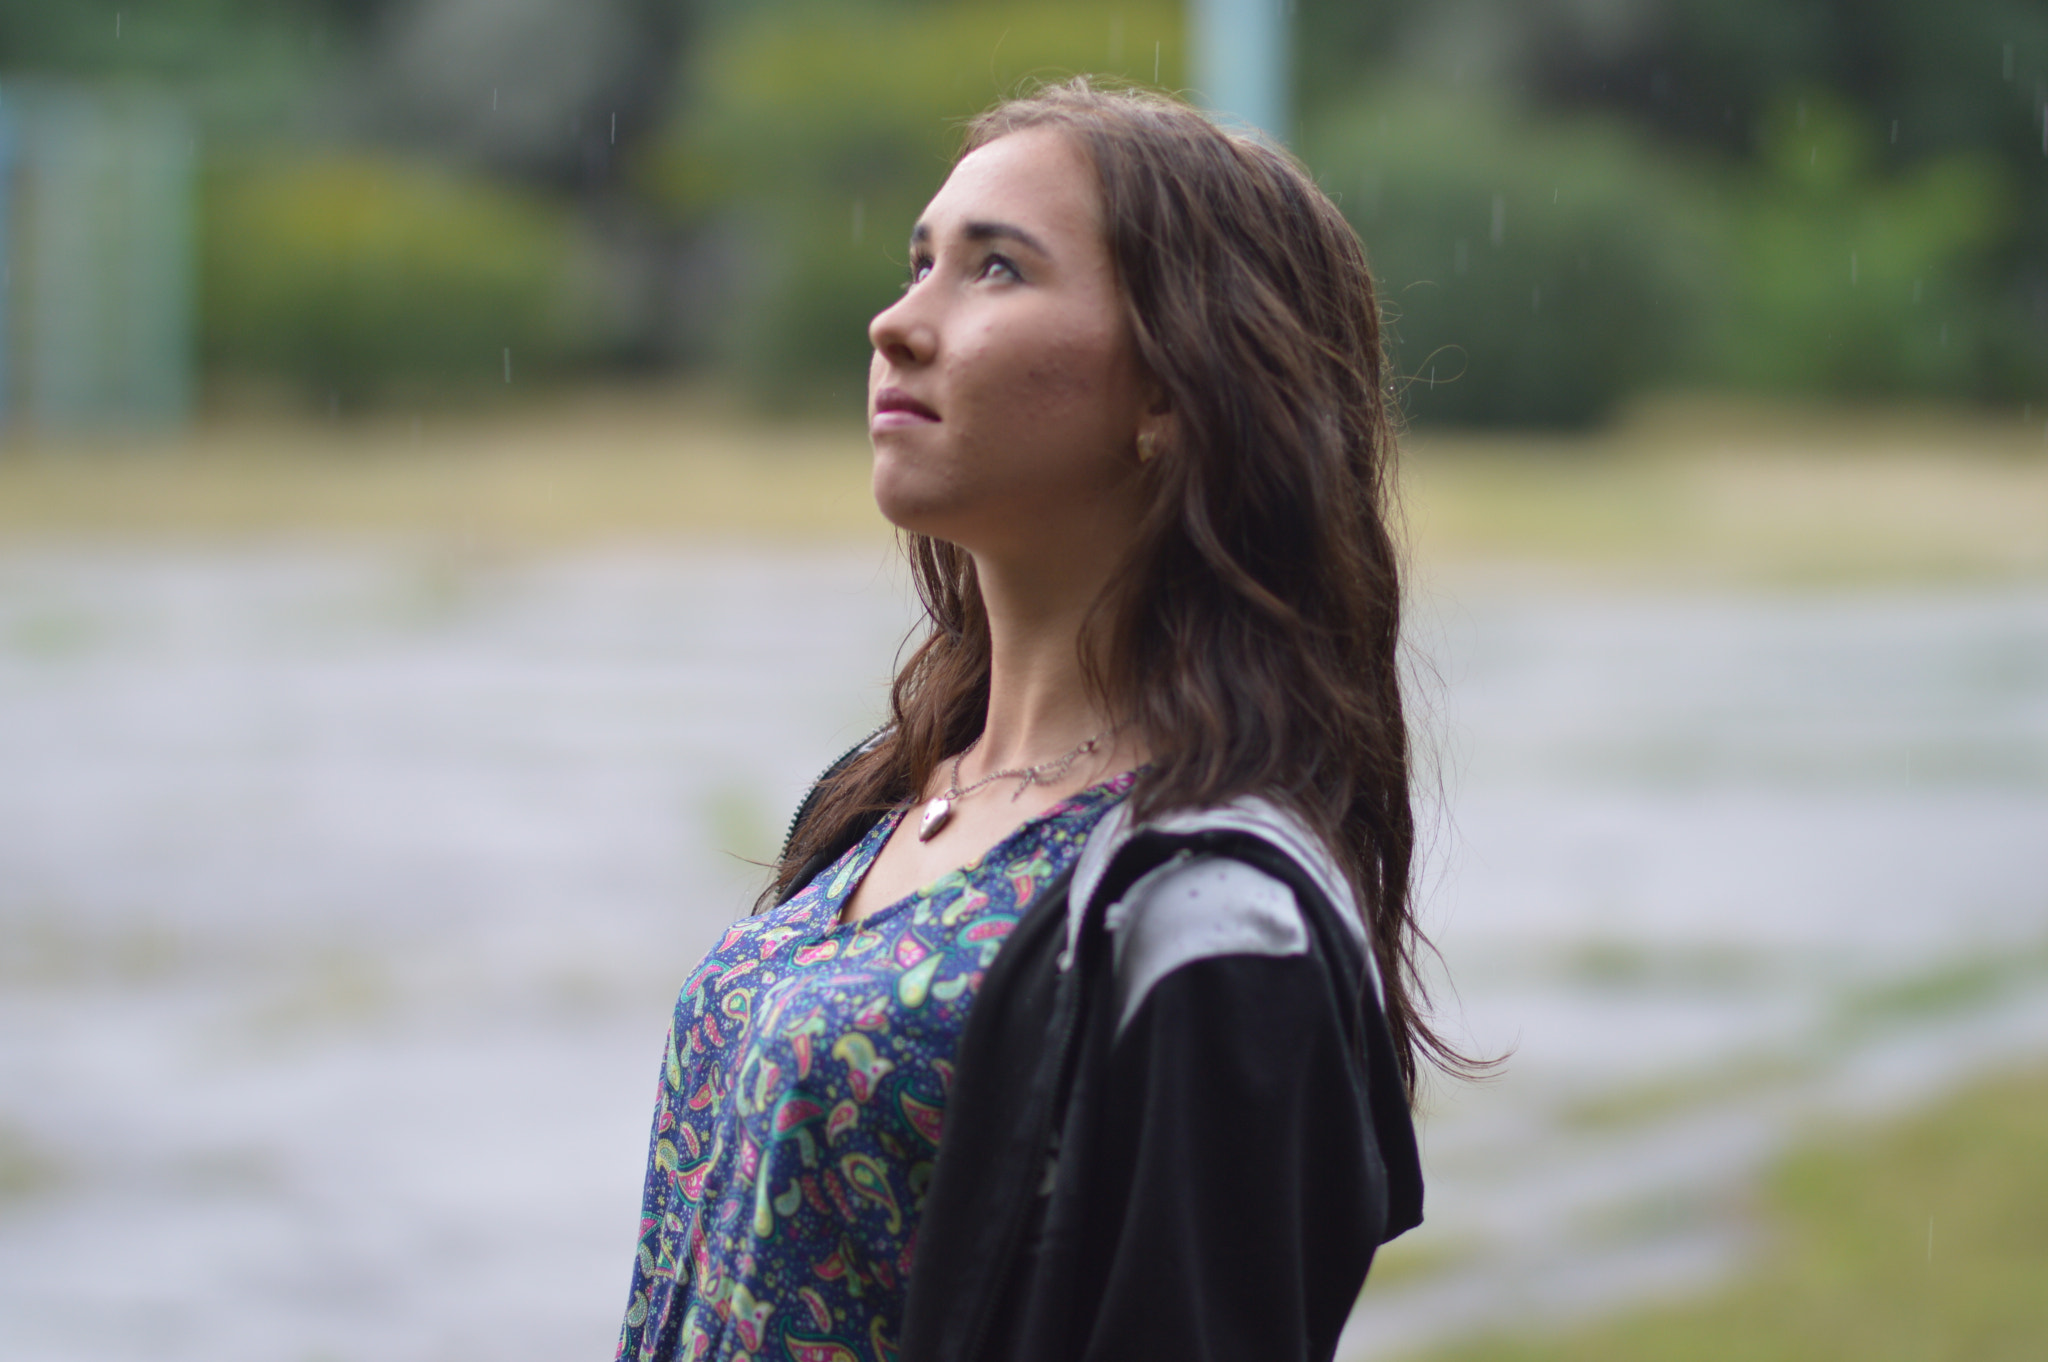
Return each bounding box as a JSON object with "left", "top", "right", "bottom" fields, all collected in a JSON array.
[
  {"left": 0, "top": 88, "right": 13, "bottom": 432},
  {"left": 1192, "top": 0, "right": 1290, "bottom": 143}
]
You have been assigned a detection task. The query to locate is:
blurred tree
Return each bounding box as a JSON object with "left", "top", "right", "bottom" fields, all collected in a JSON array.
[
  {"left": 1715, "top": 89, "right": 2015, "bottom": 397},
  {"left": 1308, "top": 91, "right": 1719, "bottom": 427},
  {"left": 349, "top": 0, "right": 687, "bottom": 192},
  {"left": 634, "top": 0, "right": 1185, "bottom": 407},
  {"left": 1296, "top": 0, "right": 2048, "bottom": 413},
  {"left": 0, "top": 0, "right": 378, "bottom": 135},
  {"left": 203, "top": 155, "right": 595, "bottom": 404}
]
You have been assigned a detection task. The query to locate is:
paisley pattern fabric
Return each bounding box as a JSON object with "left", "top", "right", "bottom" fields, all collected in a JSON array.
[{"left": 617, "top": 773, "right": 1134, "bottom": 1362}]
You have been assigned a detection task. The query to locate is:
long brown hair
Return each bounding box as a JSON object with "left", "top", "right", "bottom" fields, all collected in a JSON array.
[{"left": 768, "top": 78, "right": 1464, "bottom": 1097}]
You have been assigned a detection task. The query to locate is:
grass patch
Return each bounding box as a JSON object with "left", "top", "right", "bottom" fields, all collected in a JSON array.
[
  {"left": 1404, "top": 1063, "right": 2048, "bottom": 1362},
  {"left": 1368, "top": 1230, "right": 1488, "bottom": 1290},
  {"left": 1402, "top": 392, "right": 2048, "bottom": 582},
  {"left": 0, "top": 384, "right": 886, "bottom": 548},
  {"left": 1828, "top": 936, "right": 2048, "bottom": 1043},
  {"left": 1563, "top": 1051, "right": 1813, "bottom": 1132},
  {"left": 0, "top": 388, "right": 2041, "bottom": 580},
  {"left": 0, "top": 1120, "right": 66, "bottom": 1199}
]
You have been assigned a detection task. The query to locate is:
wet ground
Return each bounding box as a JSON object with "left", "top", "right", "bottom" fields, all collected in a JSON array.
[{"left": 1, "top": 544, "right": 2042, "bottom": 1361}]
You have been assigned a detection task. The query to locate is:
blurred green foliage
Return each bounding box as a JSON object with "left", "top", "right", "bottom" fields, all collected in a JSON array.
[
  {"left": 5, "top": 0, "right": 2042, "bottom": 425},
  {"left": 635, "top": 0, "right": 1183, "bottom": 403},
  {"left": 1307, "top": 84, "right": 2028, "bottom": 425},
  {"left": 1309, "top": 93, "right": 1720, "bottom": 427},
  {"left": 1411, "top": 1064, "right": 2048, "bottom": 1361},
  {"left": 1720, "top": 90, "right": 2018, "bottom": 398},
  {"left": 202, "top": 156, "right": 594, "bottom": 404}
]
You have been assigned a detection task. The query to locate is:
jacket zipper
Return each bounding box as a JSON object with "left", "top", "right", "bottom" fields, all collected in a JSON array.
[
  {"left": 777, "top": 726, "right": 887, "bottom": 863},
  {"left": 957, "top": 884, "right": 1091, "bottom": 1362}
]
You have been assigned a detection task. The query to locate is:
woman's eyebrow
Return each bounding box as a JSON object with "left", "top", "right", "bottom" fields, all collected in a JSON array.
[{"left": 908, "top": 219, "right": 1051, "bottom": 257}]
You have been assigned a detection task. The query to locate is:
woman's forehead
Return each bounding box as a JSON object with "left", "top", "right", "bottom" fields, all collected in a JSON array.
[{"left": 918, "top": 128, "right": 1101, "bottom": 246}]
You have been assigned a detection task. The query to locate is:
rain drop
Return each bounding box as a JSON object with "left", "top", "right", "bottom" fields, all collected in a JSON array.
[
  {"left": 1939, "top": 323, "right": 1948, "bottom": 348},
  {"left": 1891, "top": 120, "right": 1899, "bottom": 144},
  {"left": 611, "top": 112, "right": 617, "bottom": 145},
  {"left": 1796, "top": 100, "right": 1807, "bottom": 129},
  {"left": 504, "top": 348, "right": 512, "bottom": 383},
  {"left": 1530, "top": 285, "right": 1541, "bottom": 313},
  {"left": 115, "top": 11, "right": 121, "bottom": 37},
  {"left": 1850, "top": 251, "right": 1858, "bottom": 286},
  {"left": 852, "top": 199, "right": 865, "bottom": 244},
  {"left": 2003, "top": 43, "right": 2014, "bottom": 81},
  {"left": 1913, "top": 278, "right": 1924, "bottom": 304},
  {"left": 1490, "top": 195, "right": 1505, "bottom": 247},
  {"left": 1154, "top": 41, "right": 1160, "bottom": 85},
  {"left": 493, "top": 88, "right": 499, "bottom": 112},
  {"left": 1454, "top": 239, "right": 1469, "bottom": 275}
]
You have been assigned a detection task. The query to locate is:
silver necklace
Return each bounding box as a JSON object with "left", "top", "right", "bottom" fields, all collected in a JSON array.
[{"left": 916, "top": 731, "right": 1106, "bottom": 842}]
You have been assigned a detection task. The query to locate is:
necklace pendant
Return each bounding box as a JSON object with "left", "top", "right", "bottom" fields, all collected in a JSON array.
[{"left": 917, "top": 796, "right": 953, "bottom": 842}]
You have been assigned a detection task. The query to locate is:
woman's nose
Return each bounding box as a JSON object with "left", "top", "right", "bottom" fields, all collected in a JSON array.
[{"left": 869, "top": 292, "right": 935, "bottom": 367}]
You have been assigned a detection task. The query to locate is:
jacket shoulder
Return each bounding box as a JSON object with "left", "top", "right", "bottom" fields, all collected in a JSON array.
[
  {"left": 1106, "top": 854, "right": 1311, "bottom": 1036},
  {"left": 1066, "top": 794, "right": 1374, "bottom": 992}
]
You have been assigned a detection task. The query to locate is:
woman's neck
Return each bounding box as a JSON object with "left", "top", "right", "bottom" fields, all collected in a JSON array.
[{"left": 964, "top": 550, "right": 1134, "bottom": 782}]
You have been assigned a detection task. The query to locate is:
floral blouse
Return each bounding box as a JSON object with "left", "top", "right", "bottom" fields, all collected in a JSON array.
[{"left": 617, "top": 773, "right": 1135, "bottom": 1362}]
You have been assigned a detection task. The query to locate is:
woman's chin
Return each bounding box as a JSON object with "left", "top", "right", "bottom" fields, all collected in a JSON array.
[{"left": 869, "top": 468, "right": 963, "bottom": 539}]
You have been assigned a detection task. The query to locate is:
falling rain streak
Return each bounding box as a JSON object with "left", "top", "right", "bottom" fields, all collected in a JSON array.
[
  {"left": 851, "top": 199, "right": 865, "bottom": 245},
  {"left": 503, "top": 348, "right": 512, "bottom": 384}
]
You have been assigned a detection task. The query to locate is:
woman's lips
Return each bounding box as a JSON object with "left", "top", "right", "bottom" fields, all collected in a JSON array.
[{"left": 872, "top": 388, "right": 939, "bottom": 429}]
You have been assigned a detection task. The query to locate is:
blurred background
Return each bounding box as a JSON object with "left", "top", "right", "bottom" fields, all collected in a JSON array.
[{"left": 0, "top": 2, "right": 2044, "bottom": 1360}]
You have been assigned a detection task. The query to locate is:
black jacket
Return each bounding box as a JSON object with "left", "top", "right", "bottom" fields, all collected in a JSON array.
[{"left": 775, "top": 763, "right": 1423, "bottom": 1362}]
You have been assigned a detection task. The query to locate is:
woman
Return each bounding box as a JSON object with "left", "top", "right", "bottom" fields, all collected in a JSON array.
[{"left": 618, "top": 79, "right": 1455, "bottom": 1362}]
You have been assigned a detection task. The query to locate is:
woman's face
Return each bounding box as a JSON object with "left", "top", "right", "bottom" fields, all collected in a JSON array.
[{"left": 867, "top": 128, "right": 1152, "bottom": 563}]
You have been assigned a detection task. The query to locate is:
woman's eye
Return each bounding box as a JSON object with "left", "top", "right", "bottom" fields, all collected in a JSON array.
[
  {"left": 979, "top": 255, "right": 1020, "bottom": 282},
  {"left": 904, "top": 257, "right": 934, "bottom": 290}
]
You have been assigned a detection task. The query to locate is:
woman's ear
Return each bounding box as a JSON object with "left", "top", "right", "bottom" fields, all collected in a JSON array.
[{"left": 1135, "top": 387, "right": 1175, "bottom": 464}]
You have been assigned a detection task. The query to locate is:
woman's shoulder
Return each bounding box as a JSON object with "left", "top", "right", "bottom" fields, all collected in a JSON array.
[
  {"left": 1103, "top": 853, "right": 1312, "bottom": 1035},
  {"left": 1073, "top": 794, "right": 1365, "bottom": 943},
  {"left": 1070, "top": 793, "right": 1376, "bottom": 1025}
]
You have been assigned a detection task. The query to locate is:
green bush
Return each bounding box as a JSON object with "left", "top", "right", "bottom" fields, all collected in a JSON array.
[
  {"left": 1417, "top": 1065, "right": 2048, "bottom": 1361},
  {"left": 1305, "top": 92, "right": 1723, "bottom": 428},
  {"left": 1713, "top": 89, "right": 2018, "bottom": 400},
  {"left": 202, "top": 155, "right": 593, "bottom": 403},
  {"left": 636, "top": 0, "right": 1185, "bottom": 403}
]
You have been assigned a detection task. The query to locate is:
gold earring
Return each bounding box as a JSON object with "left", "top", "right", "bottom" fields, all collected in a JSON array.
[{"left": 1136, "top": 431, "right": 1158, "bottom": 463}]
